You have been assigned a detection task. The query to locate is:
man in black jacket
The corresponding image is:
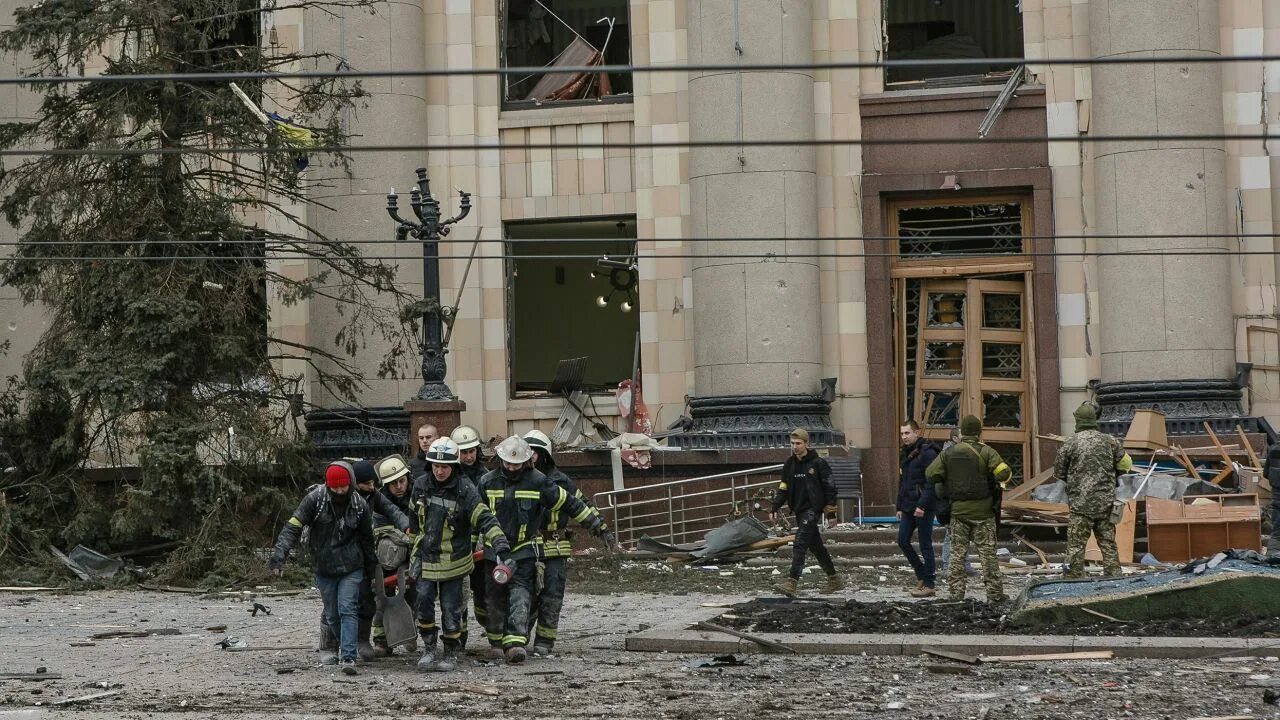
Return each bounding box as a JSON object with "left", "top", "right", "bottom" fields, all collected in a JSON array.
[
  {"left": 348, "top": 459, "right": 412, "bottom": 660},
  {"left": 769, "top": 428, "right": 843, "bottom": 597},
  {"left": 897, "top": 420, "right": 939, "bottom": 597},
  {"left": 407, "top": 424, "right": 440, "bottom": 478},
  {"left": 269, "top": 461, "right": 376, "bottom": 675}
]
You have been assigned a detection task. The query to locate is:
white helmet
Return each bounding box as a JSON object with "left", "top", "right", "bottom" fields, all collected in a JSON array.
[
  {"left": 450, "top": 424, "right": 481, "bottom": 451},
  {"left": 523, "top": 429, "right": 553, "bottom": 457},
  {"left": 426, "top": 437, "right": 460, "bottom": 465},
  {"left": 495, "top": 435, "right": 534, "bottom": 464},
  {"left": 375, "top": 454, "right": 412, "bottom": 484}
]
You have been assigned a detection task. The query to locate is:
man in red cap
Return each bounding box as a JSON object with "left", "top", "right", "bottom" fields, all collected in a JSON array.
[{"left": 269, "top": 461, "right": 377, "bottom": 675}]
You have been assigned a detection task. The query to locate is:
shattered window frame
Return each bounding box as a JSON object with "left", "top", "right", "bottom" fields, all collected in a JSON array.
[
  {"left": 881, "top": 0, "right": 1025, "bottom": 90},
  {"left": 499, "top": 0, "right": 634, "bottom": 110}
]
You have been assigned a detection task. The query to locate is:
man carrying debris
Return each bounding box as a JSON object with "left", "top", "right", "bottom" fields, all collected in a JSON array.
[
  {"left": 770, "top": 428, "right": 844, "bottom": 597},
  {"left": 268, "top": 461, "right": 377, "bottom": 675},
  {"left": 478, "top": 435, "right": 610, "bottom": 664},
  {"left": 451, "top": 424, "right": 489, "bottom": 648},
  {"left": 410, "top": 438, "right": 510, "bottom": 672},
  {"left": 897, "top": 420, "right": 939, "bottom": 597},
  {"left": 1056, "top": 402, "right": 1133, "bottom": 578},
  {"left": 524, "top": 428, "right": 606, "bottom": 656},
  {"left": 369, "top": 455, "right": 420, "bottom": 656},
  {"left": 926, "top": 415, "right": 1011, "bottom": 603},
  {"left": 348, "top": 459, "right": 413, "bottom": 660}
]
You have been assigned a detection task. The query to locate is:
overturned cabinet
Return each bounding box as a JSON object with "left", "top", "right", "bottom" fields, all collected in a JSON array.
[{"left": 1146, "top": 494, "right": 1263, "bottom": 563}]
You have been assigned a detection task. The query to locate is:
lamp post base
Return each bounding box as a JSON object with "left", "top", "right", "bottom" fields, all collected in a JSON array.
[{"left": 404, "top": 398, "right": 468, "bottom": 450}]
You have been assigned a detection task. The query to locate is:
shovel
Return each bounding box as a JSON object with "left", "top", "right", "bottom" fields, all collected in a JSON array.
[{"left": 375, "top": 567, "right": 417, "bottom": 649}]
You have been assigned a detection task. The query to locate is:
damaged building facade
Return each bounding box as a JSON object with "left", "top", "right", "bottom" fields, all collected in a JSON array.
[{"left": 5, "top": 0, "right": 1280, "bottom": 515}]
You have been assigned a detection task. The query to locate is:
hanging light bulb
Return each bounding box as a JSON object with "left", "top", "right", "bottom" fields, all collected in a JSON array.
[
  {"left": 620, "top": 300, "right": 633, "bottom": 313},
  {"left": 596, "top": 295, "right": 608, "bottom": 308}
]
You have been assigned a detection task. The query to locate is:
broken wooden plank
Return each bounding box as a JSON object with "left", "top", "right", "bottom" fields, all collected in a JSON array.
[
  {"left": 54, "top": 689, "right": 122, "bottom": 706},
  {"left": 0, "top": 586, "right": 63, "bottom": 592},
  {"left": 980, "top": 650, "right": 1114, "bottom": 663},
  {"left": 1003, "top": 467, "right": 1055, "bottom": 503},
  {"left": 695, "top": 621, "right": 796, "bottom": 654},
  {"left": 90, "top": 628, "right": 181, "bottom": 640},
  {"left": 1078, "top": 606, "right": 1126, "bottom": 624},
  {"left": 223, "top": 645, "right": 311, "bottom": 652},
  {"left": 1011, "top": 532, "right": 1049, "bottom": 566},
  {"left": 137, "top": 583, "right": 205, "bottom": 594},
  {"left": 922, "top": 647, "right": 979, "bottom": 664},
  {"left": 1203, "top": 423, "right": 1235, "bottom": 467},
  {"left": 1236, "top": 425, "right": 1262, "bottom": 470}
]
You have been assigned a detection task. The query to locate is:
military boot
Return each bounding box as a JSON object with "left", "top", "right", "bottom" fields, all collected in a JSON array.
[
  {"left": 821, "top": 574, "right": 845, "bottom": 594},
  {"left": 772, "top": 576, "right": 799, "bottom": 597},
  {"left": 531, "top": 642, "right": 554, "bottom": 657}
]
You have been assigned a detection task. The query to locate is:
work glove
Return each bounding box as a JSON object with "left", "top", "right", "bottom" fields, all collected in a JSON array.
[
  {"left": 408, "top": 557, "right": 421, "bottom": 582},
  {"left": 599, "top": 530, "right": 619, "bottom": 553}
]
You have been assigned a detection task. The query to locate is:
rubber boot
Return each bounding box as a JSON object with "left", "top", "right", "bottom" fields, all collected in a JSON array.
[
  {"left": 358, "top": 618, "right": 385, "bottom": 661},
  {"left": 772, "top": 576, "right": 798, "bottom": 597},
  {"left": 371, "top": 633, "right": 391, "bottom": 657},
  {"left": 504, "top": 646, "right": 527, "bottom": 665},
  {"left": 532, "top": 642, "right": 554, "bottom": 657},
  {"left": 416, "top": 641, "right": 438, "bottom": 673},
  {"left": 821, "top": 573, "right": 845, "bottom": 594},
  {"left": 435, "top": 646, "right": 458, "bottom": 672}
]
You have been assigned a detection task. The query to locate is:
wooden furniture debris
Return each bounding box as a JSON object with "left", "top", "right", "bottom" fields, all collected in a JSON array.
[
  {"left": 1236, "top": 425, "right": 1262, "bottom": 469},
  {"left": 1124, "top": 409, "right": 1168, "bottom": 451},
  {"left": 1146, "top": 494, "right": 1263, "bottom": 563},
  {"left": 1085, "top": 498, "right": 1137, "bottom": 564}
]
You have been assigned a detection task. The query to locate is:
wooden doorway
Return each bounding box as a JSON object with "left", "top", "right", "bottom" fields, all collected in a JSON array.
[{"left": 890, "top": 195, "right": 1036, "bottom": 484}]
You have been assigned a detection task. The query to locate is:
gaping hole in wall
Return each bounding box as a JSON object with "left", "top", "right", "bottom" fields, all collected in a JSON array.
[
  {"left": 502, "top": 0, "right": 633, "bottom": 108},
  {"left": 883, "top": 0, "right": 1024, "bottom": 88},
  {"left": 506, "top": 217, "right": 639, "bottom": 396}
]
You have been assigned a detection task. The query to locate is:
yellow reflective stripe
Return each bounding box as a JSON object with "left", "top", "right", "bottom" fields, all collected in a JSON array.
[
  {"left": 551, "top": 487, "right": 568, "bottom": 512},
  {"left": 485, "top": 490, "right": 503, "bottom": 510},
  {"left": 501, "top": 634, "right": 527, "bottom": 645},
  {"left": 470, "top": 504, "right": 484, "bottom": 526},
  {"left": 513, "top": 490, "right": 541, "bottom": 499},
  {"left": 1116, "top": 453, "right": 1134, "bottom": 473},
  {"left": 483, "top": 526, "right": 503, "bottom": 542},
  {"left": 535, "top": 626, "right": 557, "bottom": 639},
  {"left": 287, "top": 517, "right": 303, "bottom": 528},
  {"left": 993, "top": 462, "right": 1011, "bottom": 478},
  {"left": 512, "top": 539, "right": 535, "bottom": 553},
  {"left": 417, "top": 621, "right": 437, "bottom": 630},
  {"left": 571, "top": 504, "right": 591, "bottom": 522},
  {"left": 419, "top": 554, "right": 474, "bottom": 580},
  {"left": 778, "top": 482, "right": 788, "bottom": 490}
]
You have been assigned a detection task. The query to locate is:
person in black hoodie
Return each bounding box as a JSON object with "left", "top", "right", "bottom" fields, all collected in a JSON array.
[
  {"left": 769, "top": 428, "right": 843, "bottom": 597},
  {"left": 897, "top": 420, "right": 939, "bottom": 597}
]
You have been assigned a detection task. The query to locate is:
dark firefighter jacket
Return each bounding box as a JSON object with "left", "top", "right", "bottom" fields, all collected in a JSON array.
[
  {"left": 409, "top": 472, "right": 509, "bottom": 581},
  {"left": 270, "top": 485, "right": 376, "bottom": 578},
  {"left": 478, "top": 466, "right": 601, "bottom": 561},
  {"left": 364, "top": 487, "right": 412, "bottom": 532},
  {"left": 538, "top": 463, "right": 604, "bottom": 559}
]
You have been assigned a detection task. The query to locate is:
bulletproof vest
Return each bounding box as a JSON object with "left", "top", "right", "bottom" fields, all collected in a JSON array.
[{"left": 942, "top": 440, "right": 992, "bottom": 502}]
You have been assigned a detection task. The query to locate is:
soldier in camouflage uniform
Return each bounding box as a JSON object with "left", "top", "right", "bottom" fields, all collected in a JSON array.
[
  {"left": 926, "top": 415, "right": 1012, "bottom": 603},
  {"left": 1056, "top": 402, "right": 1133, "bottom": 578}
]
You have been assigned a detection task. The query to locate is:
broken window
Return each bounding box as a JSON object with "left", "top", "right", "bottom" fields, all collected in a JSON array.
[
  {"left": 883, "top": 0, "right": 1024, "bottom": 89},
  {"left": 502, "top": 0, "right": 633, "bottom": 108},
  {"left": 897, "top": 201, "right": 1025, "bottom": 259},
  {"left": 506, "top": 217, "right": 639, "bottom": 396}
]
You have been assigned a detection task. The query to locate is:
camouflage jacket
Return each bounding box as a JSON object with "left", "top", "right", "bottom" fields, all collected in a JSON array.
[{"left": 1054, "top": 429, "right": 1132, "bottom": 519}]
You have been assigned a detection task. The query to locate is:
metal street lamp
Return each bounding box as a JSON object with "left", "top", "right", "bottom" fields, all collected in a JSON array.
[{"left": 386, "top": 167, "right": 472, "bottom": 401}]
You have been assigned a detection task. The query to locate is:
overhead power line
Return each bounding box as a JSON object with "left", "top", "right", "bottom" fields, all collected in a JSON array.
[
  {"left": 3, "top": 54, "right": 1280, "bottom": 86},
  {"left": 2, "top": 134, "right": 1278, "bottom": 158}
]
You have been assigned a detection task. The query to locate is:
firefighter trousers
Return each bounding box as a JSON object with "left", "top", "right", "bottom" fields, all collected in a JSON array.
[
  {"left": 529, "top": 556, "right": 567, "bottom": 649},
  {"left": 415, "top": 576, "right": 466, "bottom": 650},
  {"left": 484, "top": 558, "right": 537, "bottom": 649}
]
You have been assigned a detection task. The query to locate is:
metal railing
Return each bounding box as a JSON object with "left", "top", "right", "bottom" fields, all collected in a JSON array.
[{"left": 592, "top": 465, "right": 784, "bottom": 548}]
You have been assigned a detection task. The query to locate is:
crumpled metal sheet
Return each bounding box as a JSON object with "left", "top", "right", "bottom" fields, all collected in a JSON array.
[{"left": 690, "top": 516, "right": 769, "bottom": 559}]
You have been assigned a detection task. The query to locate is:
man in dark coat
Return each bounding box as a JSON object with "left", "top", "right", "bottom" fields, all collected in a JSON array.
[{"left": 897, "top": 420, "right": 939, "bottom": 597}]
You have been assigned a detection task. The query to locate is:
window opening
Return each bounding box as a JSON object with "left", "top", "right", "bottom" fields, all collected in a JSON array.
[
  {"left": 897, "top": 201, "right": 1023, "bottom": 259},
  {"left": 506, "top": 217, "right": 639, "bottom": 395},
  {"left": 883, "top": 0, "right": 1024, "bottom": 89},
  {"left": 502, "top": 0, "right": 633, "bottom": 108}
]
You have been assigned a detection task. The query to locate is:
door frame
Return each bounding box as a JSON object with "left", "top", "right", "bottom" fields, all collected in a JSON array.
[{"left": 887, "top": 193, "right": 1040, "bottom": 482}]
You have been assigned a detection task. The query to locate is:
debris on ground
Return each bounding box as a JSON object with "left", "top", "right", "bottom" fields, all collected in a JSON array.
[{"left": 683, "top": 654, "right": 747, "bottom": 669}]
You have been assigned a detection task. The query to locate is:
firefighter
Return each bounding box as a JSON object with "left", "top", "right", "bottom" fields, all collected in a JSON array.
[
  {"left": 410, "top": 438, "right": 510, "bottom": 672},
  {"left": 478, "top": 435, "right": 613, "bottom": 664},
  {"left": 523, "top": 428, "right": 603, "bottom": 656},
  {"left": 450, "top": 424, "right": 488, "bottom": 649},
  {"left": 268, "top": 461, "right": 376, "bottom": 675},
  {"left": 369, "top": 454, "right": 420, "bottom": 656}
]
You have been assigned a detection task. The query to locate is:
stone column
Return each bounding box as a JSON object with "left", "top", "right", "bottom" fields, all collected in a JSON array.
[
  {"left": 1090, "top": 0, "right": 1243, "bottom": 428},
  {"left": 682, "top": 0, "right": 840, "bottom": 448},
  {"left": 301, "top": 0, "right": 431, "bottom": 460}
]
